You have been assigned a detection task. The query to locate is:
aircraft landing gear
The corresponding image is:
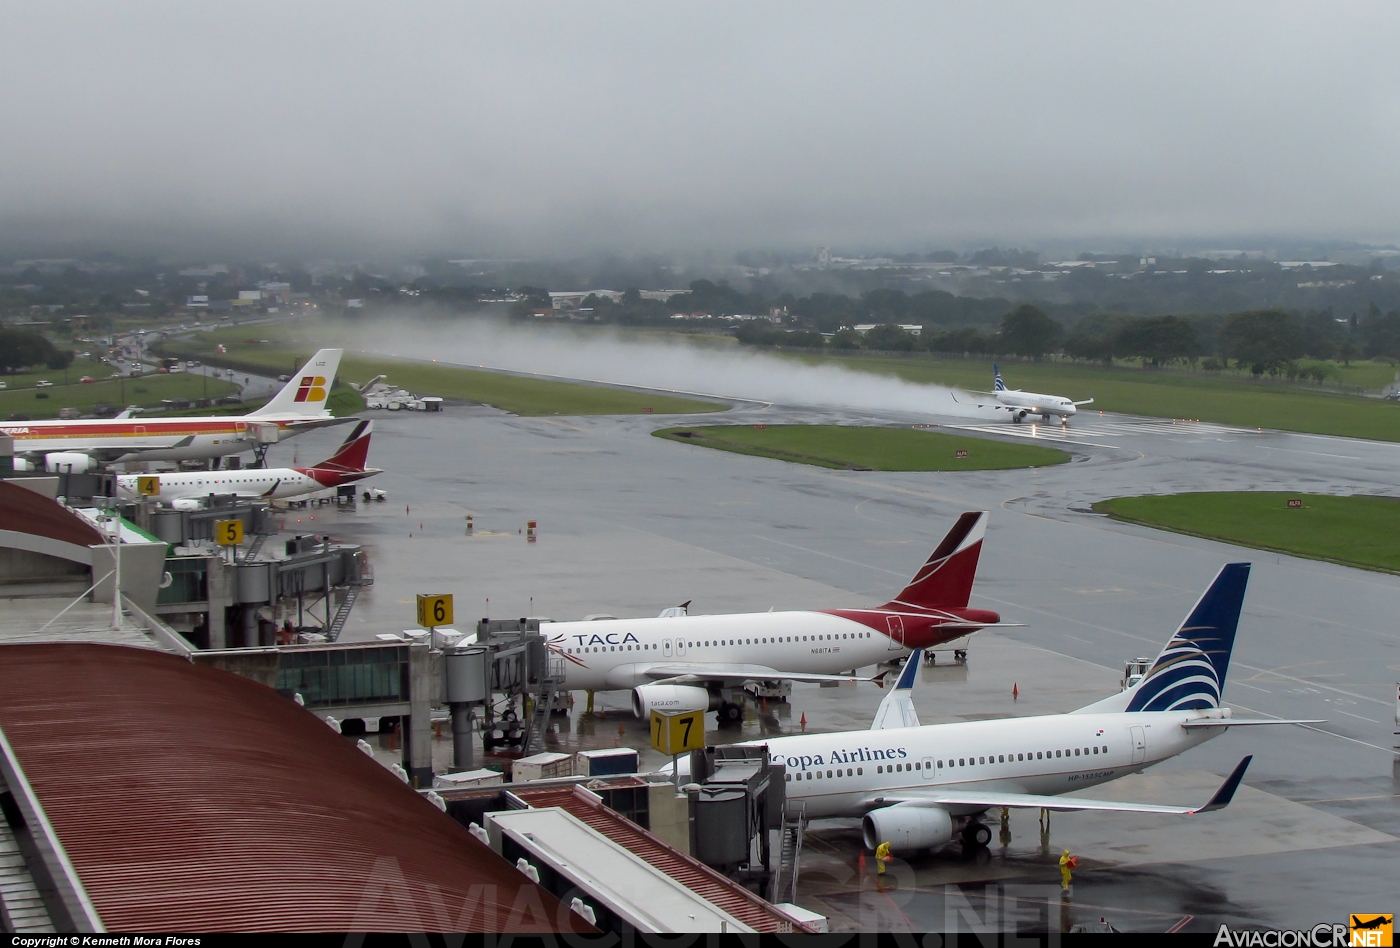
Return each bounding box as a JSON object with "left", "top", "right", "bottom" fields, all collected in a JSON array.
[
  {"left": 717, "top": 701, "right": 744, "bottom": 726},
  {"left": 961, "top": 821, "right": 992, "bottom": 849}
]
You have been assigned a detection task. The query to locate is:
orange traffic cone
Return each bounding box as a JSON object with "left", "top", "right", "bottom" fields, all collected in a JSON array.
[
  {"left": 800, "top": 712, "right": 807, "bottom": 732},
  {"left": 1013, "top": 682, "right": 1019, "bottom": 701}
]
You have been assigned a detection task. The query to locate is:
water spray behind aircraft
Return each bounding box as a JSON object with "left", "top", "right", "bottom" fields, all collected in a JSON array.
[{"left": 344, "top": 316, "right": 987, "bottom": 417}]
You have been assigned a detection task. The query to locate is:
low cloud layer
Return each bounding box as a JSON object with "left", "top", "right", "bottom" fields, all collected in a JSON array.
[{"left": 3, "top": 2, "right": 1399, "bottom": 256}]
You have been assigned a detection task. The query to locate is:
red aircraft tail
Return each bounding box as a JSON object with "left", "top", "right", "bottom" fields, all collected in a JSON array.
[
  {"left": 881, "top": 511, "right": 988, "bottom": 611},
  {"left": 312, "top": 420, "right": 373, "bottom": 473}
]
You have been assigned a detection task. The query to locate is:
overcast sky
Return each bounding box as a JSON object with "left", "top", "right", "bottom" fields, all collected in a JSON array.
[{"left": 2, "top": 2, "right": 1398, "bottom": 258}]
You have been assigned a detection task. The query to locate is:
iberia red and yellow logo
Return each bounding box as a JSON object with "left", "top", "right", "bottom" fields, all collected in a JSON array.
[{"left": 294, "top": 375, "right": 327, "bottom": 403}]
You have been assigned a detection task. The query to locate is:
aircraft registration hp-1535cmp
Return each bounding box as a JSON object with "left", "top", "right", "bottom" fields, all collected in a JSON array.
[
  {"left": 730, "top": 562, "right": 1320, "bottom": 853},
  {"left": 544, "top": 511, "right": 1020, "bottom": 724},
  {"left": 0, "top": 348, "right": 348, "bottom": 472},
  {"left": 954, "top": 362, "right": 1094, "bottom": 426},
  {"left": 115, "top": 420, "right": 381, "bottom": 509}
]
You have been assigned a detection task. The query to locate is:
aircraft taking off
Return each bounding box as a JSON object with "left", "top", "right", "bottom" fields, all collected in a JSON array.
[
  {"left": 116, "top": 420, "right": 381, "bottom": 508},
  {"left": 730, "top": 562, "right": 1320, "bottom": 853},
  {"left": 955, "top": 363, "right": 1093, "bottom": 426},
  {"left": 540, "top": 511, "right": 1019, "bottom": 724},
  {"left": 2, "top": 349, "right": 348, "bottom": 471}
]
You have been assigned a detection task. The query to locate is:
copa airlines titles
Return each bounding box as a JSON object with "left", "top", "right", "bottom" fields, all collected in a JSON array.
[{"left": 783, "top": 745, "right": 910, "bottom": 772}]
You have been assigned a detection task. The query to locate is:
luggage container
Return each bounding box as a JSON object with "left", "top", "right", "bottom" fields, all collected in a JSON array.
[
  {"left": 575, "top": 747, "right": 638, "bottom": 777},
  {"left": 512, "top": 751, "right": 574, "bottom": 782}
]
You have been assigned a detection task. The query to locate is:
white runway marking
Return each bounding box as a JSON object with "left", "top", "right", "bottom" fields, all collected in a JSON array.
[{"left": 947, "top": 419, "right": 1254, "bottom": 447}]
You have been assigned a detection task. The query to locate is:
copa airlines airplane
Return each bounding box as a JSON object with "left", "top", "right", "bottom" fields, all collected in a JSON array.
[
  {"left": 955, "top": 363, "right": 1094, "bottom": 426},
  {"left": 115, "top": 420, "right": 381, "bottom": 509},
  {"left": 543, "top": 511, "right": 1017, "bottom": 724},
  {"left": 732, "top": 562, "right": 1319, "bottom": 853},
  {"left": 2, "top": 349, "right": 347, "bottom": 471}
]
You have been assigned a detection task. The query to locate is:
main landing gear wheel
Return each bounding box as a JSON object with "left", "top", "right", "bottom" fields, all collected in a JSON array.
[
  {"left": 718, "top": 702, "right": 744, "bottom": 726},
  {"left": 962, "top": 822, "right": 992, "bottom": 849},
  {"left": 954, "top": 649, "right": 968, "bottom": 664}
]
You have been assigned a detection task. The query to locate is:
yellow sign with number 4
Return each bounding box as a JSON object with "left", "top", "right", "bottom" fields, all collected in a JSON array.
[
  {"left": 214, "top": 519, "right": 243, "bottom": 546},
  {"left": 416, "top": 594, "right": 454, "bottom": 629},
  {"left": 650, "top": 708, "right": 705, "bottom": 756},
  {"left": 136, "top": 475, "right": 161, "bottom": 496}
]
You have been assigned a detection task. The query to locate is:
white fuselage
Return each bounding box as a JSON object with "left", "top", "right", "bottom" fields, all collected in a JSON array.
[
  {"left": 748, "top": 710, "right": 1217, "bottom": 819},
  {"left": 995, "top": 390, "right": 1076, "bottom": 419},
  {"left": 0, "top": 414, "right": 325, "bottom": 463},
  {"left": 549, "top": 612, "right": 904, "bottom": 691},
  {"left": 116, "top": 468, "right": 330, "bottom": 504}
]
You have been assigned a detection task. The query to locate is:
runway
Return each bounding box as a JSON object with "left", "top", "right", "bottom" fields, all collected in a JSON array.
[{"left": 275, "top": 398, "right": 1400, "bottom": 933}]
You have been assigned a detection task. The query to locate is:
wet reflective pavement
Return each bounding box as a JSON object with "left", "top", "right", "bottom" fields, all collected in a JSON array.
[{"left": 274, "top": 400, "right": 1400, "bottom": 933}]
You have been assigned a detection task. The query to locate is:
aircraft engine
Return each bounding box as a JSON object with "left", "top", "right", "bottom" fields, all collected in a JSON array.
[
  {"left": 172, "top": 498, "right": 203, "bottom": 511},
  {"left": 861, "top": 803, "right": 953, "bottom": 851},
  {"left": 11, "top": 458, "right": 35, "bottom": 472},
  {"left": 631, "top": 684, "right": 714, "bottom": 719},
  {"left": 44, "top": 452, "right": 96, "bottom": 474}
]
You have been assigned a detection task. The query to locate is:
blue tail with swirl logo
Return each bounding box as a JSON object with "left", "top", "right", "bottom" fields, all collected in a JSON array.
[{"left": 1124, "top": 563, "right": 1251, "bottom": 713}]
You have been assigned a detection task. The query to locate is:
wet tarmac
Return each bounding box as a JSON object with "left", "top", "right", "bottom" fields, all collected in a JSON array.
[{"left": 274, "top": 398, "right": 1400, "bottom": 933}]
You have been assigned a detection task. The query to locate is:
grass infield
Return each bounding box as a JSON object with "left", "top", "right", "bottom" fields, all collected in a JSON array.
[
  {"left": 1094, "top": 491, "right": 1400, "bottom": 574},
  {"left": 653, "top": 424, "right": 1071, "bottom": 471}
]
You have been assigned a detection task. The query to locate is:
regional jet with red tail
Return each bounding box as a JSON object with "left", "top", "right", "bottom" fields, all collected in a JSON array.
[
  {"left": 115, "top": 420, "right": 381, "bottom": 508},
  {"left": 538, "top": 511, "right": 1018, "bottom": 724}
]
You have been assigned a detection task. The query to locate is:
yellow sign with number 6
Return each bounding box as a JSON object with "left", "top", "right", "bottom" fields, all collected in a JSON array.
[
  {"left": 416, "top": 593, "right": 454, "bottom": 629},
  {"left": 136, "top": 475, "right": 160, "bottom": 496},
  {"left": 650, "top": 708, "right": 705, "bottom": 756},
  {"left": 214, "top": 519, "right": 244, "bottom": 546}
]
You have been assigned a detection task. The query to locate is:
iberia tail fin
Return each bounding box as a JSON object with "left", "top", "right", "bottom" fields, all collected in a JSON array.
[{"left": 249, "top": 349, "right": 343, "bottom": 417}]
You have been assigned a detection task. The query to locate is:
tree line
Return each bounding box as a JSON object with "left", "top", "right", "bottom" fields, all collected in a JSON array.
[
  {"left": 737, "top": 303, "right": 1400, "bottom": 378},
  {"left": 0, "top": 328, "right": 74, "bottom": 373}
]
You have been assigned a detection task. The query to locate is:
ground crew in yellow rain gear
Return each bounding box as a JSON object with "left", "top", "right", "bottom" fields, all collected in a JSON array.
[
  {"left": 1059, "top": 849, "right": 1078, "bottom": 891},
  {"left": 875, "top": 841, "right": 892, "bottom": 876}
]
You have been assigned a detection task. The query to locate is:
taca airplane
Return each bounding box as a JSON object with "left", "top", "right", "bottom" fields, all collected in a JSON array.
[
  {"left": 955, "top": 362, "right": 1094, "bottom": 426},
  {"left": 2, "top": 349, "right": 348, "bottom": 471},
  {"left": 543, "top": 511, "right": 1018, "bottom": 724},
  {"left": 116, "top": 420, "right": 381, "bottom": 508},
  {"left": 724, "top": 562, "right": 1318, "bottom": 852}
]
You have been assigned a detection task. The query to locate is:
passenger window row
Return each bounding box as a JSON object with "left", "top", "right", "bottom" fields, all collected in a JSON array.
[
  {"left": 565, "top": 630, "right": 874, "bottom": 654},
  {"left": 785, "top": 767, "right": 863, "bottom": 781}
]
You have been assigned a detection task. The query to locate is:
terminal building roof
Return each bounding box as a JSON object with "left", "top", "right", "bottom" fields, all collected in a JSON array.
[{"left": 0, "top": 642, "right": 591, "bottom": 933}]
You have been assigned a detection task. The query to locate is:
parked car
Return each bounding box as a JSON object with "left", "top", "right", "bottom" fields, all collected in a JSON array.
[
  {"left": 79, "top": 376, "right": 95, "bottom": 383},
  {"left": 35, "top": 380, "right": 53, "bottom": 388}
]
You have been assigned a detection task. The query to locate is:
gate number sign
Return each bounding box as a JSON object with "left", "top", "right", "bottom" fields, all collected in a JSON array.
[
  {"left": 416, "top": 593, "right": 454, "bottom": 628},
  {"left": 651, "top": 708, "right": 705, "bottom": 756},
  {"left": 214, "top": 519, "right": 243, "bottom": 546}
]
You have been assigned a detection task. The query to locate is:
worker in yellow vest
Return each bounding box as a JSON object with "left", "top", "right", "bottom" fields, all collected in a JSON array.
[
  {"left": 875, "top": 841, "right": 892, "bottom": 876},
  {"left": 1059, "top": 849, "right": 1078, "bottom": 892}
]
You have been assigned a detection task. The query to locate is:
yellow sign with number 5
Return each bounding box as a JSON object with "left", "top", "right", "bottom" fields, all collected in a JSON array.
[
  {"left": 650, "top": 708, "right": 705, "bottom": 756},
  {"left": 214, "top": 519, "right": 244, "bottom": 546},
  {"left": 416, "top": 593, "right": 454, "bottom": 629}
]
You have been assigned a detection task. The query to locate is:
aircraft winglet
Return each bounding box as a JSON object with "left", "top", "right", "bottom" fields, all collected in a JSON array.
[{"left": 1194, "top": 755, "right": 1252, "bottom": 813}]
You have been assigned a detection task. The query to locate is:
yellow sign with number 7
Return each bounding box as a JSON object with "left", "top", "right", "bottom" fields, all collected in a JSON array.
[{"left": 650, "top": 708, "right": 705, "bottom": 756}]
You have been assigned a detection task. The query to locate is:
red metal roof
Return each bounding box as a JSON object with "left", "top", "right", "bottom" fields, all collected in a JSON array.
[
  {"left": 512, "top": 783, "right": 815, "bottom": 933},
  {"left": 0, "top": 643, "right": 593, "bottom": 933},
  {"left": 0, "top": 480, "right": 103, "bottom": 548}
]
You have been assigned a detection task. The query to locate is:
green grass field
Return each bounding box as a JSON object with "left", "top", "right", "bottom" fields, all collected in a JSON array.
[
  {"left": 653, "top": 424, "right": 1070, "bottom": 471},
  {"left": 1094, "top": 492, "right": 1400, "bottom": 573},
  {"left": 0, "top": 371, "right": 237, "bottom": 420},
  {"left": 794, "top": 354, "right": 1400, "bottom": 443},
  {"left": 158, "top": 326, "right": 723, "bottom": 417}
]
